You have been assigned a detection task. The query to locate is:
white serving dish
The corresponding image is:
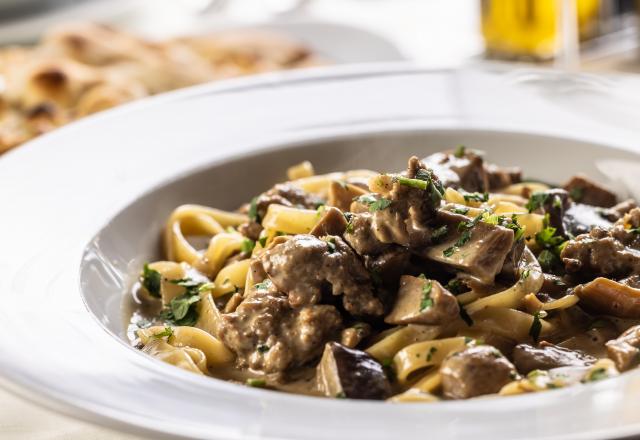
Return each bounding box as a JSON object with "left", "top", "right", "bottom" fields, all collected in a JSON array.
[{"left": 3, "top": 64, "right": 640, "bottom": 440}]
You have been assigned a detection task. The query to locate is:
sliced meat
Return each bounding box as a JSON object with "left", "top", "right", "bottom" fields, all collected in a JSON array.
[
  {"left": 574, "top": 277, "right": 640, "bottom": 318},
  {"left": 219, "top": 290, "right": 342, "bottom": 373},
  {"left": 561, "top": 226, "right": 640, "bottom": 279},
  {"left": 343, "top": 212, "right": 390, "bottom": 256},
  {"left": 440, "top": 345, "right": 517, "bottom": 399},
  {"left": 385, "top": 276, "right": 459, "bottom": 325},
  {"left": 563, "top": 174, "right": 617, "bottom": 207},
  {"left": 602, "top": 199, "right": 638, "bottom": 222},
  {"left": 255, "top": 182, "right": 324, "bottom": 220},
  {"left": 485, "top": 163, "right": 522, "bottom": 190},
  {"left": 512, "top": 342, "right": 595, "bottom": 374},
  {"left": 368, "top": 156, "right": 443, "bottom": 247},
  {"left": 238, "top": 220, "right": 263, "bottom": 241},
  {"left": 606, "top": 325, "right": 640, "bottom": 371},
  {"left": 261, "top": 234, "right": 384, "bottom": 316},
  {"left": 310, "top": 206, "right": 348, "bottom": 237},
  {"left": 424, "top": 148, "right": 488, "bottom": 192},
  {"left": 316, "top": 342, "right": 391, "bottom": 400},
  {"left": 425, "top": 221, "right": 515, "bottom": 284},
  {"left": 365, "top": 247, "right": 411, "bottom": 289}
]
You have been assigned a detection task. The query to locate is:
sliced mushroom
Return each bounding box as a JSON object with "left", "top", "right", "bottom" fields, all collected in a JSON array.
[
  {"left": 316, "top": 342, "right": 391, "bottom": 400},
  {"left": 602, "top": 199, "right": 638, "bottom": 222},
  {"left": 425, "top": 222, "right": 515, "bottom": 284},
  {"left": 310, "top": 206, "right": 348, "bottom": 237},
  {"left": 512, "top": 342, "right": 595, "bottom": 374},
  {"left": 574, "top": 277, "right": 640, "bottom": 318},
  {"left": 327, "top": 180, "right": 367, "bottom": 212},
  {"left": 606, "top": 325, "right": 640, "bottom": 371},
  {"left": 440, "top": 345, "right": 517, "bottom": 399},
  {"left": 563, "top": 174, "right": 617, "bottom": 207},
  {"left": 563, "top": 203, "right": 613, "bottom": 237},
  {"left": 385, "top": 276, "right": 459, "bottom": 325}
]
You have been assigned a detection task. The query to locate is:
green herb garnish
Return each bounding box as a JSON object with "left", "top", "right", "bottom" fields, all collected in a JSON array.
[
  {"left": 335, "top": 391, "right": 346, "bottom": 398},
  {"left": 356, "top": 194, "right": 392, "bottom": 212},
  {"left": 257, "top": 344, "right": 270, "bottom": 353},
  {"left": 525, "top": 192, "right": 549, "bottom": 213},
  {"left": 521, "top": 268, "right": 531, "bottom": 280},
  {"left": 463, "top": 192, "right": 489, "bottom": 203},
  {"left": 583, "top": 368, "right": 608, "bottom": 383},
  {"left": 248, "top": 197, "right": 259, "bottom": 222},
  {"left": 446, "top": 278, "right": 466, "bottom": 295},
  {"left": 426, "top": 346, "right": 438, "bottom": 362},
  {"left": 529, "top": 311, "right": 547, "bottom": 342},
  {"left": 141, "top": 264, "right": 162, "bottom": 298},
  {"left": 453, "top": 206, "right": 470, "bottom": 215},
  {"left": 454, "top": 145, "right": 466, "bottom": 158},
  {"left": 150, "top": 327, "right": 173, "bottom": 339},
  {"left": 569, "top": 187, "right": 583, "bottom": 202},
  {"left": 420, "top": 279, "right": 434, "bottom": 311},
  {"left": 246, "top": 378, "right": 267, "bottom": 388},
  {"left": 396, "top": 176, "right": 429, "bottom": 190},
  {"left": 159, "top": 277, "right": 213, "bottom": 326},
  {"left": 254, "top": 279, "right": 273, "bottom": 291},
  {"left": 241, "top": 238, "right": 256, "bottom": 254},
  {"left": 431, "top": 225, "right": 449, "bottom": 243},
  {"left": 459, "top": 304, "right": 473, "bottom": 326}
]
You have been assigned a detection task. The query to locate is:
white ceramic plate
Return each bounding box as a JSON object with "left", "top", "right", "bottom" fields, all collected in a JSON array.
[{"left": 3, "top": 64, "right": 640, "bottom": 440}]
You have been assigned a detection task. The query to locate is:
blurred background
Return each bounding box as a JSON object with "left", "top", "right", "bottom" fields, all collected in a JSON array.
[{"left": 3, "top": 0, "right": 640, "bottom": 155}]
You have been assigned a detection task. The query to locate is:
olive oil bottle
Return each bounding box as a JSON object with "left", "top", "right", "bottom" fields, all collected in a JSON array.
[{"left": 481, "top": 0, "right": 601, "bottom": 60}]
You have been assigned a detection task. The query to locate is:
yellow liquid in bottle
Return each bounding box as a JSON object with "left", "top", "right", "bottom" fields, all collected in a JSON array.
[{"left": 481, "top": 0, "right": 600, "bottom": 60}]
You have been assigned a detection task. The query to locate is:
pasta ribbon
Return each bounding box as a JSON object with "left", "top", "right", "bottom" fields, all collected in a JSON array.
[
  {"left": 212, "top": 259, "right": 251, "bottom": 297},
  {"left": 471, "top": 307, "right": 553, "bottom": 340},
  {"left": 164, "top": 204, "right": 247, "bottom": 265},
  {"left": 139, "top": 326, "right": 234, "bottom": 367},
  {"left": 295, "top": 170, "right": 377, "bottom": 196},
  {"left": 202, "top": 232, "right": 245, "bottom": 277},
  {"left": 393, "top": 337, "right": 467, "bottom": 384},
  {"left": 146, "top": 261, "right": 187, "bottom": 305},
  {"left": 261, "top": 204, "right": 320, "bottom": 235},
  {"left": 501, "top": 182, "right": 550, "bottom": 197},
  {"left": 464, "top": 248, "right": 543, "bottom": 315},
  {"left": 366, "top": 325, "right": 442, "bottom": 362},
  {"left": 287, "top": 161, "right": 314, "bottom": 180},
  {"left": 142, "top": 339, "right": 206, "bottom": 374}
]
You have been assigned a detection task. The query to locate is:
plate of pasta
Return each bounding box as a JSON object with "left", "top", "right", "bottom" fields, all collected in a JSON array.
[{"left": 3, "top": 64, "right": 640, "bottom": 439}]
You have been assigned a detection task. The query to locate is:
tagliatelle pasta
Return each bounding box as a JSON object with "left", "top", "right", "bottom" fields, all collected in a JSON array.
[{"left": 129, "top": 147, "right": 640, "bottom": 401}]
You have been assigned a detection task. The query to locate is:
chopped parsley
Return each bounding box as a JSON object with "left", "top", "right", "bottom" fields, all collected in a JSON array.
[
  {"left": 420, "top": 279, "right": 434, "bottom": 311},
  {"left": 335, "top": 391, "right": 347, "bottom": 398},
  {"left": 459, "top": 303, "right": 474, "bottom": 326},
  {"left": 446, "top": 278, "right": 466, "bottom": 295},
  {"left": 356, "top": 194, "right": 392, "bottom": 212},
  {"left": 257, "top": 344, "right": 270, "bottom": 353},
  {"left": 241, "top": 238, "right": 256, "bottom": 254},
  {"left": 529, "top": 311, "right": 547, "bottom": 342},
  {"left": 537, "top": 250, "right": 559, "bottom": 272},
  {"left": 583, "top": 367, "right": 608, "bottom": 383},
  {"left": 431, "top": 225, "right": 449, "bottom": 243},
  {"left": 324, "top": 237, "right": 337, "bottom": 253},
  {"left": 454, "top": 145, "right": 466, "bottom": 158},
  {"left": 525, "top": 192, "right": 549, "bottom": 213},
  {"left": 569, "top": 187, "right": 583, "bottom": 202},
  {"left": 415, "top": 168, "right": 445, "bottom": 204},
  {"left": 141, "top": 264, "right": 162, "bottom": 298},
  {"left": 258, "top": 236, "right": 268, "bottom": 247},
  {"left": 150, "top": 327, "right": 173, "bottom": 339},
  {"left": 248, "top": 197, "right": 259, "bottom": 222},
  {"left": 452, "top": 206, "right": 470, "bottom": 215},
  {"left": 463, "top": 192, "right": 489, "bottom": 203},
  {"left": 160, "top": 278, "right": 213, "bottom": 326},
  {"left": 382, "top": 358, "right": 393, "bottom": 368},
  {"left": 396, "top": 176, "right": 429, "bottom": 190},
  {"left": 535, "top": 215, "right": 567, "bottom": 271},
  {"left": 246, "top": 378, "right": 267, "bottom": 388},
  {"left": 521, "top": 268, "right": 531, "bottom": 280},
  {"left": 443, "top": 211, "right": 486, "bottom": 257},
  {"left": 254, "top": 279, "right": 273, "bottom": 291},
  {"left": 426, "top": 346, "right": 438, "bottom": 362}
]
